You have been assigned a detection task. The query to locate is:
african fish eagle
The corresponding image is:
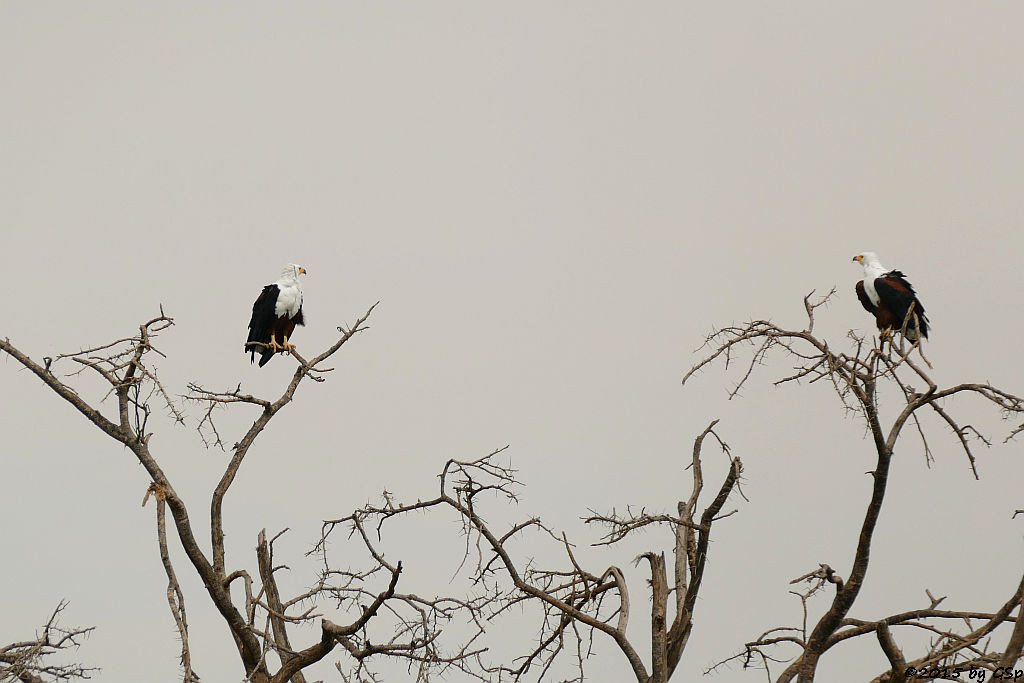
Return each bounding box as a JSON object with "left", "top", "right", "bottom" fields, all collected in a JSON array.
[
  {"left": 245, "top": 264, "right": 307, "bottom": 367},
  {"left": 852, "top": 252, "right": 929, "bottom": 342}
]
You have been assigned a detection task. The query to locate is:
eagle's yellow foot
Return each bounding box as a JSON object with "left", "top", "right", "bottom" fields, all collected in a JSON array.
[
  {"left": 880, "top": 328, "right": 891, "bottom": 341},
  {"left": 281, "top": 338, "right": 295, "bottom": 354},
  {"left": 268, "top": 339, "right": 283, "bottom": 353}
]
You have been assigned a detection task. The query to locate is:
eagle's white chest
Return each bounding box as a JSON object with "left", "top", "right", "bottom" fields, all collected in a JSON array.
[
  {"left": 863, "top": 278, "right": 881, "bottom": 306},
  {"left": 275, "top": 282, "right": 303, "bottom": 319},
  {"left": 862, "top": 264, "right": 886, "bottom": 306}
]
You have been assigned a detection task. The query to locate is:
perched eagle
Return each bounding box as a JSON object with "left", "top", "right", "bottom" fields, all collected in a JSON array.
[
  {"left": 245, "top": 264, "right": 307, "bottom": 367},
  {"left": 852, "top": 252, "right": 929, "bottom": 342}
]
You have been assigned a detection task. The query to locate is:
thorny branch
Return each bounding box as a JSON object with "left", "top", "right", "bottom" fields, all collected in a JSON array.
[
  {"left": 4, "top": 299, "right": 750, "bottom": 683},
  {"left": 3, "top": 304, "right": 474, "bottom": 682},
  {"left": 320, "top": 417, "right": 744, "bottom": 683},
  {"left": 143, "top": 483, "right": 198, "bottom": 683},
  {"left": 0, "top": 602, "right": 96, "bottom": 683},
  {"left": 686, "top": 292, "right": 1024, "bottom": 682},
  {"left": 12, "top": 287, "right": 1023, "bottom": 683}
]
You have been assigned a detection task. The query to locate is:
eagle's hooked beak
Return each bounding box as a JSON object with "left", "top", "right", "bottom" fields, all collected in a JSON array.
[
  {"left": 852, "top": 254, "right": 863, "bottom": 263},
  {"left": 299, "top": 267, "right": 307, "bottom": 274}
]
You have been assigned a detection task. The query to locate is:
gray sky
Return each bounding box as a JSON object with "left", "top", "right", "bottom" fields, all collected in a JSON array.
[{"left": 3, "top": 3, "right": 1024, "bottom": 681}]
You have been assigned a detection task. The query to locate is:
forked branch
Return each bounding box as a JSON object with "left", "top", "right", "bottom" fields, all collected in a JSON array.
[
  {"left": 686, "top": 295, "right": 1024, "bottom": 682},
  {"left": 0, "top": 602, "right": 96, "bottom": 683}
]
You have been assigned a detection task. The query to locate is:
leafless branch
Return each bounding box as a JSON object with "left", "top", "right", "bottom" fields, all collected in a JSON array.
[
  {"left": 0, "top": 602, "right": 97, "bottom": 683},
  {"left": 317, "top": 413, "right": 745, "bottom": 683},
  {"left": 3, "top": 305, "right": 478, "bottom": 683},
  {"left": 686, "top": 295, "right": 1024, "bottom": 682},
  {"left": 143, "top": 484, "right": 198, "bottom": 683}
]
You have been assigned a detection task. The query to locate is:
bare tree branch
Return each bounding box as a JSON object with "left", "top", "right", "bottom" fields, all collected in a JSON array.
[
  {"left": 686, "top": 294, "right": 1024, "bottom": 683},
  {"left": 4, "top": 305, "right": 480, "bottom": 683},
  {"left": 0, "top": 602, "right": 96, "bottom": 683}
]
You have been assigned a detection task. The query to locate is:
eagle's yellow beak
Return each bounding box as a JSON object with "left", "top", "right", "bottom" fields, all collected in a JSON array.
[
  {"left": 852, "top": 254, "right": 863, "bottom": 263},
  {"left": 299, "top": 267, "right": 307, "bottom": 274}
]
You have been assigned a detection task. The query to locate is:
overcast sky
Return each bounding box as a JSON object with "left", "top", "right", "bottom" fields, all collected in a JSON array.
[{"left": 4, "top": 3, "right": 1024, "bottom": 682}]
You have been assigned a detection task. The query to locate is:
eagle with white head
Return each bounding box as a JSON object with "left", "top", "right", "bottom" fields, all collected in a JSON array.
[
  {"left": 852, "top": 252, "right": 929, "bottom": 342},
  {"left": 245, "top": 264, "right": 307, "bottom": 367}
]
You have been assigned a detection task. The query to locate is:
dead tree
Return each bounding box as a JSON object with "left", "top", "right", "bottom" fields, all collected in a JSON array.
[
  {"left": 0, "top": 305, "right": 489, "bottom": 683},
  {"left": 14, "top": 290, "right": 1019, "bottom": 683},
  {"left": 3, "top": 301, "right": 747, "bottom": 683},
  {"left": 322, "top": 419, "right": 744, "bottom": 683},
  {"left": 0, "top": 602, "right": 95, "bottom": 683},
  {"left": 687, "top": 291, "right": 1024, "bottom": 682}
]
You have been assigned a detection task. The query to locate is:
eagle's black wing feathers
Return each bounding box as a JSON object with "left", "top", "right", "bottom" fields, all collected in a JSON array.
[
  {"left": 246, "top": 284, "right": 280, "bottom": 365},
  {"left": 855, "top": 280, "right": 876, "bottom": 314},
  {"left": 875, "top": 270, "right": 929, "bottom": 339}
]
